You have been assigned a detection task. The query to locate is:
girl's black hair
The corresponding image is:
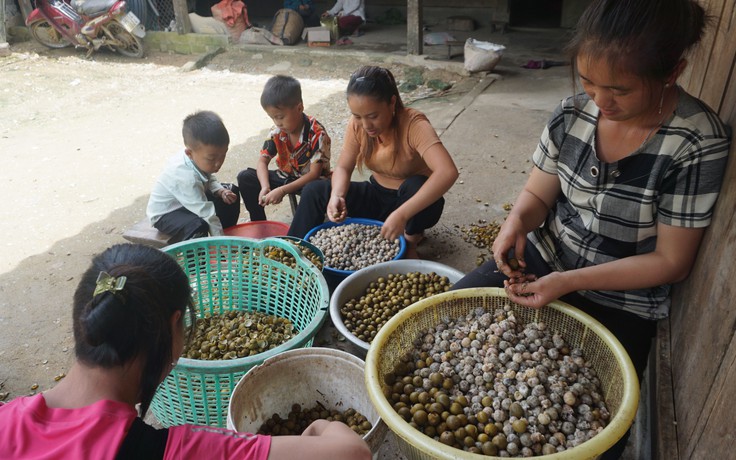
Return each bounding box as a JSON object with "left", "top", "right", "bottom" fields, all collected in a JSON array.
[
  {"left": 346, "top": 66, "right": 405, "bottom": 169},
  {"left": 72, "top": 243, "right": 194, "bottom": 418},
  {"left": 566, "top": 0, "right": 708, "bottom": 88}
]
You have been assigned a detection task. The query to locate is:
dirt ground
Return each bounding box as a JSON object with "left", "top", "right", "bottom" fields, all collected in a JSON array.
[{"left": 0, "top": 26, "right": 571, "bottom": 403}]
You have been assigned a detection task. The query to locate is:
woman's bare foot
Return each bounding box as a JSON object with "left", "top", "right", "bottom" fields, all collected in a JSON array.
[{"left": 403, "top": 232, "right": 425, "bottom": 259}]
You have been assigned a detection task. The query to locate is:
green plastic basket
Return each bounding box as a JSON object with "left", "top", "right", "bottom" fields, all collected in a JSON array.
[{"left": 150, "top": 236, "right": 330, "bottom": 428}]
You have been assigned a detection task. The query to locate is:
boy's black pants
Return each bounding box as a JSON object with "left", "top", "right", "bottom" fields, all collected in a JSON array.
[
  {"left": 237, "top": 168, "right": 296, "bottom": 221},
  {"left": 153, "top": 184, "right": 240, "bottom": 243}
]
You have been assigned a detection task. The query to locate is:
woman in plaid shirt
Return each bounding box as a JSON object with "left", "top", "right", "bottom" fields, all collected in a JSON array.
[{"left": 454, "top": 0, "right": 730, "bottom": 446}]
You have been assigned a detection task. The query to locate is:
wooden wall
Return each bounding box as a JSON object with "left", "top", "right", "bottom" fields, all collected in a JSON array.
[{"left": 660, "top": 0, "right": 736, "bottom": 459}]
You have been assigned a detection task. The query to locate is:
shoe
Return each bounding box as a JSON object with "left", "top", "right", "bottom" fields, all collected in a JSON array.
[{"left": 336, "top": 37, "right": 353, "bottom": 45}]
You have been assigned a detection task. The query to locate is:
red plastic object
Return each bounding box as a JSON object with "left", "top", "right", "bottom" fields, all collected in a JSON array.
[{"left": 223, "top": 221, "right": 289, "bottom": 239}]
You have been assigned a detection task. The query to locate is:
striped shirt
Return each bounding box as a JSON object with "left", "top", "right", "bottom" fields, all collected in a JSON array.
[
  {"left": 529, "top": 91, "right": 731, "bottom": 319},
  {"left": 261, "top": 113, "right": 331, "bottom": 179}
]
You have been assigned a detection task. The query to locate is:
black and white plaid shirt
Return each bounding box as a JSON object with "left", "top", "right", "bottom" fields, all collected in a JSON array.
[{"left": 529, "top": 91, "right": 731, "bottom": 319}]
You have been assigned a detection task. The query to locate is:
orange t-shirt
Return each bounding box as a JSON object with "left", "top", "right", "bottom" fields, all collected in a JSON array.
[{"left": 343, "top": 108, "right": 442, "bottom": 188}]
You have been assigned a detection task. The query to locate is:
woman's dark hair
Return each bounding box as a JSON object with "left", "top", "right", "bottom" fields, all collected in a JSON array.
[
  {"left": 261, "top": 75, "right": 303, "bottom": 109},
  {"left": 566, "top": 0, "right": 708, "bottom": 88},
  {"left": 72, "top": 243, "right": 194, "bottom": 417},
  {"left": 347, "top": 66, "right": 405, "bottom": 169}
]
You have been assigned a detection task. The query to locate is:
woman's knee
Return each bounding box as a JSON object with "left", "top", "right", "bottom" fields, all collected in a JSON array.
[
  {"left": 405, "top": 195, "right": 445, "bottom": 234},
  {"left": 451, "top": 261, "right": 505, "bottom": 290},
  {"left": 399, "top": 175, "right": 429, "bottom": 196}
]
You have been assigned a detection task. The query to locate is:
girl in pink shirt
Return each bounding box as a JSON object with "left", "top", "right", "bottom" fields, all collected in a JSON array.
[{"left": 0, "top": 243, "right": 370, "bottom": 460}]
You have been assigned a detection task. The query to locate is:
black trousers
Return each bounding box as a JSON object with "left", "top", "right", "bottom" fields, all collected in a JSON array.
[
  {"left": 153, "top": 184, "right": 241, "bottom": 243},
  {"left": 236, "top": 168, "right": 297, "bottom": 221},
  {"left": 287, "top": 175, "right": 445, "bottom": 238},
  {"left": 452, "top": 242, "right": 656, "bottom": 459}
]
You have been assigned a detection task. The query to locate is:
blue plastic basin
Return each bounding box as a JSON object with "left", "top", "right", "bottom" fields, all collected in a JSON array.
[{"left": 304, "top": 218, "right": 407, "bottom": 285}]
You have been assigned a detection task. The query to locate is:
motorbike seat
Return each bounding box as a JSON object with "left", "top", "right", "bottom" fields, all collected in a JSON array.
[{"left": 71, "top": 0, "right": 119, "bottom": 16}]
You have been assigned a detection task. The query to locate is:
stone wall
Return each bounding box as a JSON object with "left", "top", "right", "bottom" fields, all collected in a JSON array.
[{"left": 145, "top": 31, "right": 228, "bottom": 54}]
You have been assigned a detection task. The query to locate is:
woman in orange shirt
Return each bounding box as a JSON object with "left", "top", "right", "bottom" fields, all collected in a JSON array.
[{"left": 288, "top": 66, "right": 459, "bottom": 258}]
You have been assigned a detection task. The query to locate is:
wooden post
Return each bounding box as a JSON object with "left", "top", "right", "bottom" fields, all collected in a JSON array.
[
  {"left": 0, "top": 0, "right": 7, "bottom": 45},
  {"left": 407, "top": 0, "right": 423, "bottom": 55},
  {"left": 17, "top": 0, "right": 33, "bottom": 21},
  {"left": 172, "top": 0, "right": 192, "bottom": 34}
]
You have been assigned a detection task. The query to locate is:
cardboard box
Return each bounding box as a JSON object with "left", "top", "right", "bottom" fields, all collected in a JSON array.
[
  {"left": 307, "top": 29, "right": 331, "bottom": 47},
  {"left": 302, "top": 26, "right": 324, "bottom": 40}
]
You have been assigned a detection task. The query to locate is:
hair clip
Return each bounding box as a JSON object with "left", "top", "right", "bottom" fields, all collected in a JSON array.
[{"left": 94, "top": 271, "right": 127, "bottom": 297}]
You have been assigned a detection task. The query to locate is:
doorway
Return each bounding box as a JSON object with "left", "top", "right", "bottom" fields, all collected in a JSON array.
[{"left": 510, "top": 0, "right": 563, "bottom": 28}]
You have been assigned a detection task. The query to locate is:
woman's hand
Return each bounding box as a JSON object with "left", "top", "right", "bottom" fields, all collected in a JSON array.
[
  {"left": 504, "top": 272, "right": 566, "bottom": 309},
  {"left": 492, "top": 215, "right": 528, "bottom": 278},
  {"left": 381, "top": 210, "right": 407, "bottom": 242},
  {"left": 327, "top": 194, "right": 346, "bottom": 222},
  {"left": 260, "top": 187, "right": 285, "bottom": 206}
]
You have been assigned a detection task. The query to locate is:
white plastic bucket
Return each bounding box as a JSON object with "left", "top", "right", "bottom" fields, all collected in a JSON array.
[{"left": 227, "top": 347, "right": 387, "bottom": 454}]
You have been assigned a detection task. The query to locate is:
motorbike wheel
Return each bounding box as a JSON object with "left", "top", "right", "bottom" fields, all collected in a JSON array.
[
  {"left": 105, "top": 21, "right": 145, "bottom": 58},
  {"left": 30, "top": 20, "right": 73, "bottom": 49}
]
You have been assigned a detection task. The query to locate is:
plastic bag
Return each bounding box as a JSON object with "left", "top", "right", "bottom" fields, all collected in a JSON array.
[
  {"left": 188, "top": 13, "right": 229, "bottom": 35},
  {"left": 239, "top": 27, "right": 281, "bottom": 45},
  {"left": 211, "top": 0, "right": 250, "bottom": 43},
  {"left": 423, "top": 31, "right": 456, "bottom": 45},
  {"left": 464, "top": 39, "right": 505, "bottom": 73},
  {"left": 320, "top": 15, "right": 339, "bottom": 41}
]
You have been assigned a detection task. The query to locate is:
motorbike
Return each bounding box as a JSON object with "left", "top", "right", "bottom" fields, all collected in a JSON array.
[{"left": 26, "top": 0, "right": 146, "bottom": 58}]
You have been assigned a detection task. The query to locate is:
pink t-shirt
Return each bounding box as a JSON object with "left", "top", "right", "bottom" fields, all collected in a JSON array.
[{"left": 0, "top": 394, "right": 271, "bottom": 459}]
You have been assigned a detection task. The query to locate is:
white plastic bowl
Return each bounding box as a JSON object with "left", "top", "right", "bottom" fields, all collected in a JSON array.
[
  {"left": 227, "top": 347, "right": 387, "bottom": 454},
  {"left": 329, "top": 260, "right": 465, "bottom": 353}
]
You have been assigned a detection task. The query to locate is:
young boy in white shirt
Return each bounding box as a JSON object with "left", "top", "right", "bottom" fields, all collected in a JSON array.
[{"left": 147, "top": 110, "right": 240, "bottom": 242}]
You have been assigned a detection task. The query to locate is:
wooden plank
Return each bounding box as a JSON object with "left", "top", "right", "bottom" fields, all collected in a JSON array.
[
  {"left": 17, "top": 0, "right": 33, "bottom": 21},
  {"left": 685, "top": 333, "right": 736, "bottom": 458},
  {"left": 407, "top": 0, "right": 423, "bottom": 56},
  {"left": 432, "top": 76, "right": 496, "bottom": 134},
  {"left": 122, "top": 219, "right": 173, "bottom": 249},
  {"left": 700, "top": 0, "right": 736, "bottom": 109},
  {"left": 0, "top": 0, "right": 6, "bottom": 44},
  {"left": 680, "top": 0, "right": 722, "bottom": 96},
  {"left": 669, "top": 2, "right": 736, "bottom": 448},
  {"left": 173, "top": 0, "right": 192, "bottom": 35},
  {"left": 654, "top": 318, "right": 679, "bottom": 460},
  {"left": 670, "top": 188, "right": 736, "bottom": 458},
  {"left": 663, "top": 2, "right": 736, "bottom": 458},
  {"left": 719, "top": 58, "right": 736, "bottom": 121},
  {"left": 365, "top": 0, "right": 489, "bottom": 6}
]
